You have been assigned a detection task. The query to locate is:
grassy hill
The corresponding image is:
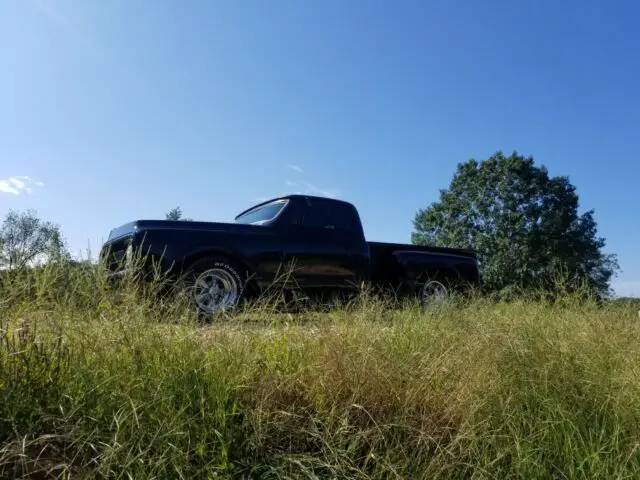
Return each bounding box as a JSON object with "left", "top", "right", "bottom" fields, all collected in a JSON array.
[{"left": 1, "top": 264, "right": 640, "bottom": 478}]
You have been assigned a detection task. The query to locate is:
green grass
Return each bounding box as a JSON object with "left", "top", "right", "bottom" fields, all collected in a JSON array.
[{"left": 1, "top": 262, "right": 640, "bottom": 478}]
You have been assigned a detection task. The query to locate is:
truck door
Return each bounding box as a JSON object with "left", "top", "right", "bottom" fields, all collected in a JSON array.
[{"left": 284, "top": 198, "right": 368, "bottom": 289}]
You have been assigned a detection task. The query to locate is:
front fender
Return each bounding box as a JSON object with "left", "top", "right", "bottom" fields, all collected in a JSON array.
[{"left": 180, "top": 247, "right": 258, "bottom": 279}]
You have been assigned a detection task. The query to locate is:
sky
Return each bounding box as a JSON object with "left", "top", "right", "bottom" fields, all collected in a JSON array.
[{"left": 1, "top": 0, "right": 639, "bottom": 297}]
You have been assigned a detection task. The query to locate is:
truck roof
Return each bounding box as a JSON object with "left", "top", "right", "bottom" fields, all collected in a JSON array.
[
  {"left": 235, "top": 194, "right": 357, "bottom": 219},
  {"left": 276, "top": 193, "right": 353, "bottom": 204}
]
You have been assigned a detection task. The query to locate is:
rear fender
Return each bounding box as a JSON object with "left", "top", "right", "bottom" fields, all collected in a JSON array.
[{"left": 392, "top": 250, "right": 465, "bottom": 291}]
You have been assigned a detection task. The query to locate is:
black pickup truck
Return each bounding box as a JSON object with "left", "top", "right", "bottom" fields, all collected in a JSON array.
[{"left": 100, "top": 195, "right": 480, "bottom": 315}]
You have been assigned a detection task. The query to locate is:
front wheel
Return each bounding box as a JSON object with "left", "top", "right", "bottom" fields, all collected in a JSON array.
[{"left": 178, "top": 257, "right": 248, "bottom": 318}]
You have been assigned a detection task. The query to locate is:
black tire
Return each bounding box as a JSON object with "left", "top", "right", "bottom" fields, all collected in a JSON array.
[
  {"left": 178, "top": 256, "right": 250, "bottom": 319},
  {"left": 415, "top": 273, "right": 455, "bottom": 311}
]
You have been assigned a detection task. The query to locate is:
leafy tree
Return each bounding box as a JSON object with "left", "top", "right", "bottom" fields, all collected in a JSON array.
[
  {"left": 0, "top": 209, "right": 69, "bottom": 269},
  {"left": 165, "top": 206, "right": 192, "bottom": 221},
  {"left": 411, "top": 151, "right": 619, "bottom": 298}
]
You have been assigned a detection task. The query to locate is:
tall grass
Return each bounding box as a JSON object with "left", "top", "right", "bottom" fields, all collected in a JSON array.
[{"left": 1, "top": 260, "right": 639, "bottom": 478}]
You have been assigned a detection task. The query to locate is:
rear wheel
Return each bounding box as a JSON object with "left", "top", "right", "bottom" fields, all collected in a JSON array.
[
  {"left": 417, "top": 275, "right": 454, "bottom": 311},
  {"left": 178, "top": 256, "right": 249, "bottom": 318}
]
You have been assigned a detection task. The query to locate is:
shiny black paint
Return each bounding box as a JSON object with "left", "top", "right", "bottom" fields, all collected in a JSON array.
[{"left": 100, "top": 195, "right": 480, "bottom": 297}]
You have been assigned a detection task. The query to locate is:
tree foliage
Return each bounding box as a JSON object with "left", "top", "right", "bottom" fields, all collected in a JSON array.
[
  {"left": 0, "top": 209, "right": 69, "bottom": 269},
  {"left": 165, "top": 206, "right": 192, "bottom": 221},
  {"left": 412, "top": 151, "right": 619, "bottom": 298}
]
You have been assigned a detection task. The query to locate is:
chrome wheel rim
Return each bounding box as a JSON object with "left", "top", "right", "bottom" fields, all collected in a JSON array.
[
  {"left": 421, "top": 280, "right": 449, "bottom": 309},
  {"left": 193, "top": 268, "right": 239, "bottom": 314}
]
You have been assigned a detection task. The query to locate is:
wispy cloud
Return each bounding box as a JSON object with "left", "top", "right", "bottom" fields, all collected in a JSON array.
[
  {"left": 287, "top": 164, "right": 304, "bottom": 173},
  {"left": 0, "top": 176, "right": 45, "bottom": 196},
  {"left": 285, "top": 180, "right": 340, "bottom": 199}
]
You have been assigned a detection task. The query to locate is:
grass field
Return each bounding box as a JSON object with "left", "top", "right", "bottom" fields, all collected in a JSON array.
[{"left": 1, "top": 263, "right": 640, "bottom": 479}]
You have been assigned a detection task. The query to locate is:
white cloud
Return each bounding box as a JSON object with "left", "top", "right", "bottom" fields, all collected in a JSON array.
[
  {"left": 8, "top": 177, "right": 26, "bottom": 189},
  {"left": 287, "top": 164, "right": 304, "bottom": 173},
  {"left": 0, "top": 176, "right": 45, "bottom": 196},
  {"left": 0, "top": 181, "right": 20, "bottom": 195}
]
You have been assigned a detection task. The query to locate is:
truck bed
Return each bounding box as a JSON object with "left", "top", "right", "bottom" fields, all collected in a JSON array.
[
  {"left": 366, "top": 241, "right": 477, "bottom": 286},
  {"left": 367, "top": 241, "right": 477, "bottom": 259}
]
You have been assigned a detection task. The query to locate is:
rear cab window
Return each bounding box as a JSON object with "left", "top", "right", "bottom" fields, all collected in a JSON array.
[{"left": 301, "top": 198, "right": 361, "bottom": 234}]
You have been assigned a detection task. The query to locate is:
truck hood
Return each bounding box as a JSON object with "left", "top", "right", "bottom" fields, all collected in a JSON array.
[{"left": 106, "top": 219, "right": 267, "bottom": 242}]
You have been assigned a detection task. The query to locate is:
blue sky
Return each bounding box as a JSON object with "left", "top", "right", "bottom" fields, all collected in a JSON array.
[{"left": 1, "top": 0, "right": 639, "bottom": 296}]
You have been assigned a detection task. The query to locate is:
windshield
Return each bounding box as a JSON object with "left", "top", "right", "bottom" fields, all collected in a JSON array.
[{"left": 235, "top": 200, "right": 288, "bottom": 225}]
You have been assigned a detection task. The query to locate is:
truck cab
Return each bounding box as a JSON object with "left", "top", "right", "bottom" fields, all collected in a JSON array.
[{"left": 234, "top": 195, "right": 370, "bottom": 290}]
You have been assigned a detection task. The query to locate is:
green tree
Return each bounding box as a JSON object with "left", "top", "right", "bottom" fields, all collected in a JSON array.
[
  {"left": 165, "top": 206, "right": 192, "bottom": 221},
  {"left": 0, "top": 209, "right": 69, "bottom": 269},
  {"left": 411, "top": 151, "right": 619, "bottom": 298}
]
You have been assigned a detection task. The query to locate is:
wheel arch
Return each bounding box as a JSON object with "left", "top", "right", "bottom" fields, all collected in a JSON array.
[
  {"left": 180, "top": 248, "right": 259, "bottom": 290},
  {"left": 416, "top": 267, "right": 460, "bottom": 285},
  {"left": 392, "top": 251, "right": 462, "bottom": 291}
]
